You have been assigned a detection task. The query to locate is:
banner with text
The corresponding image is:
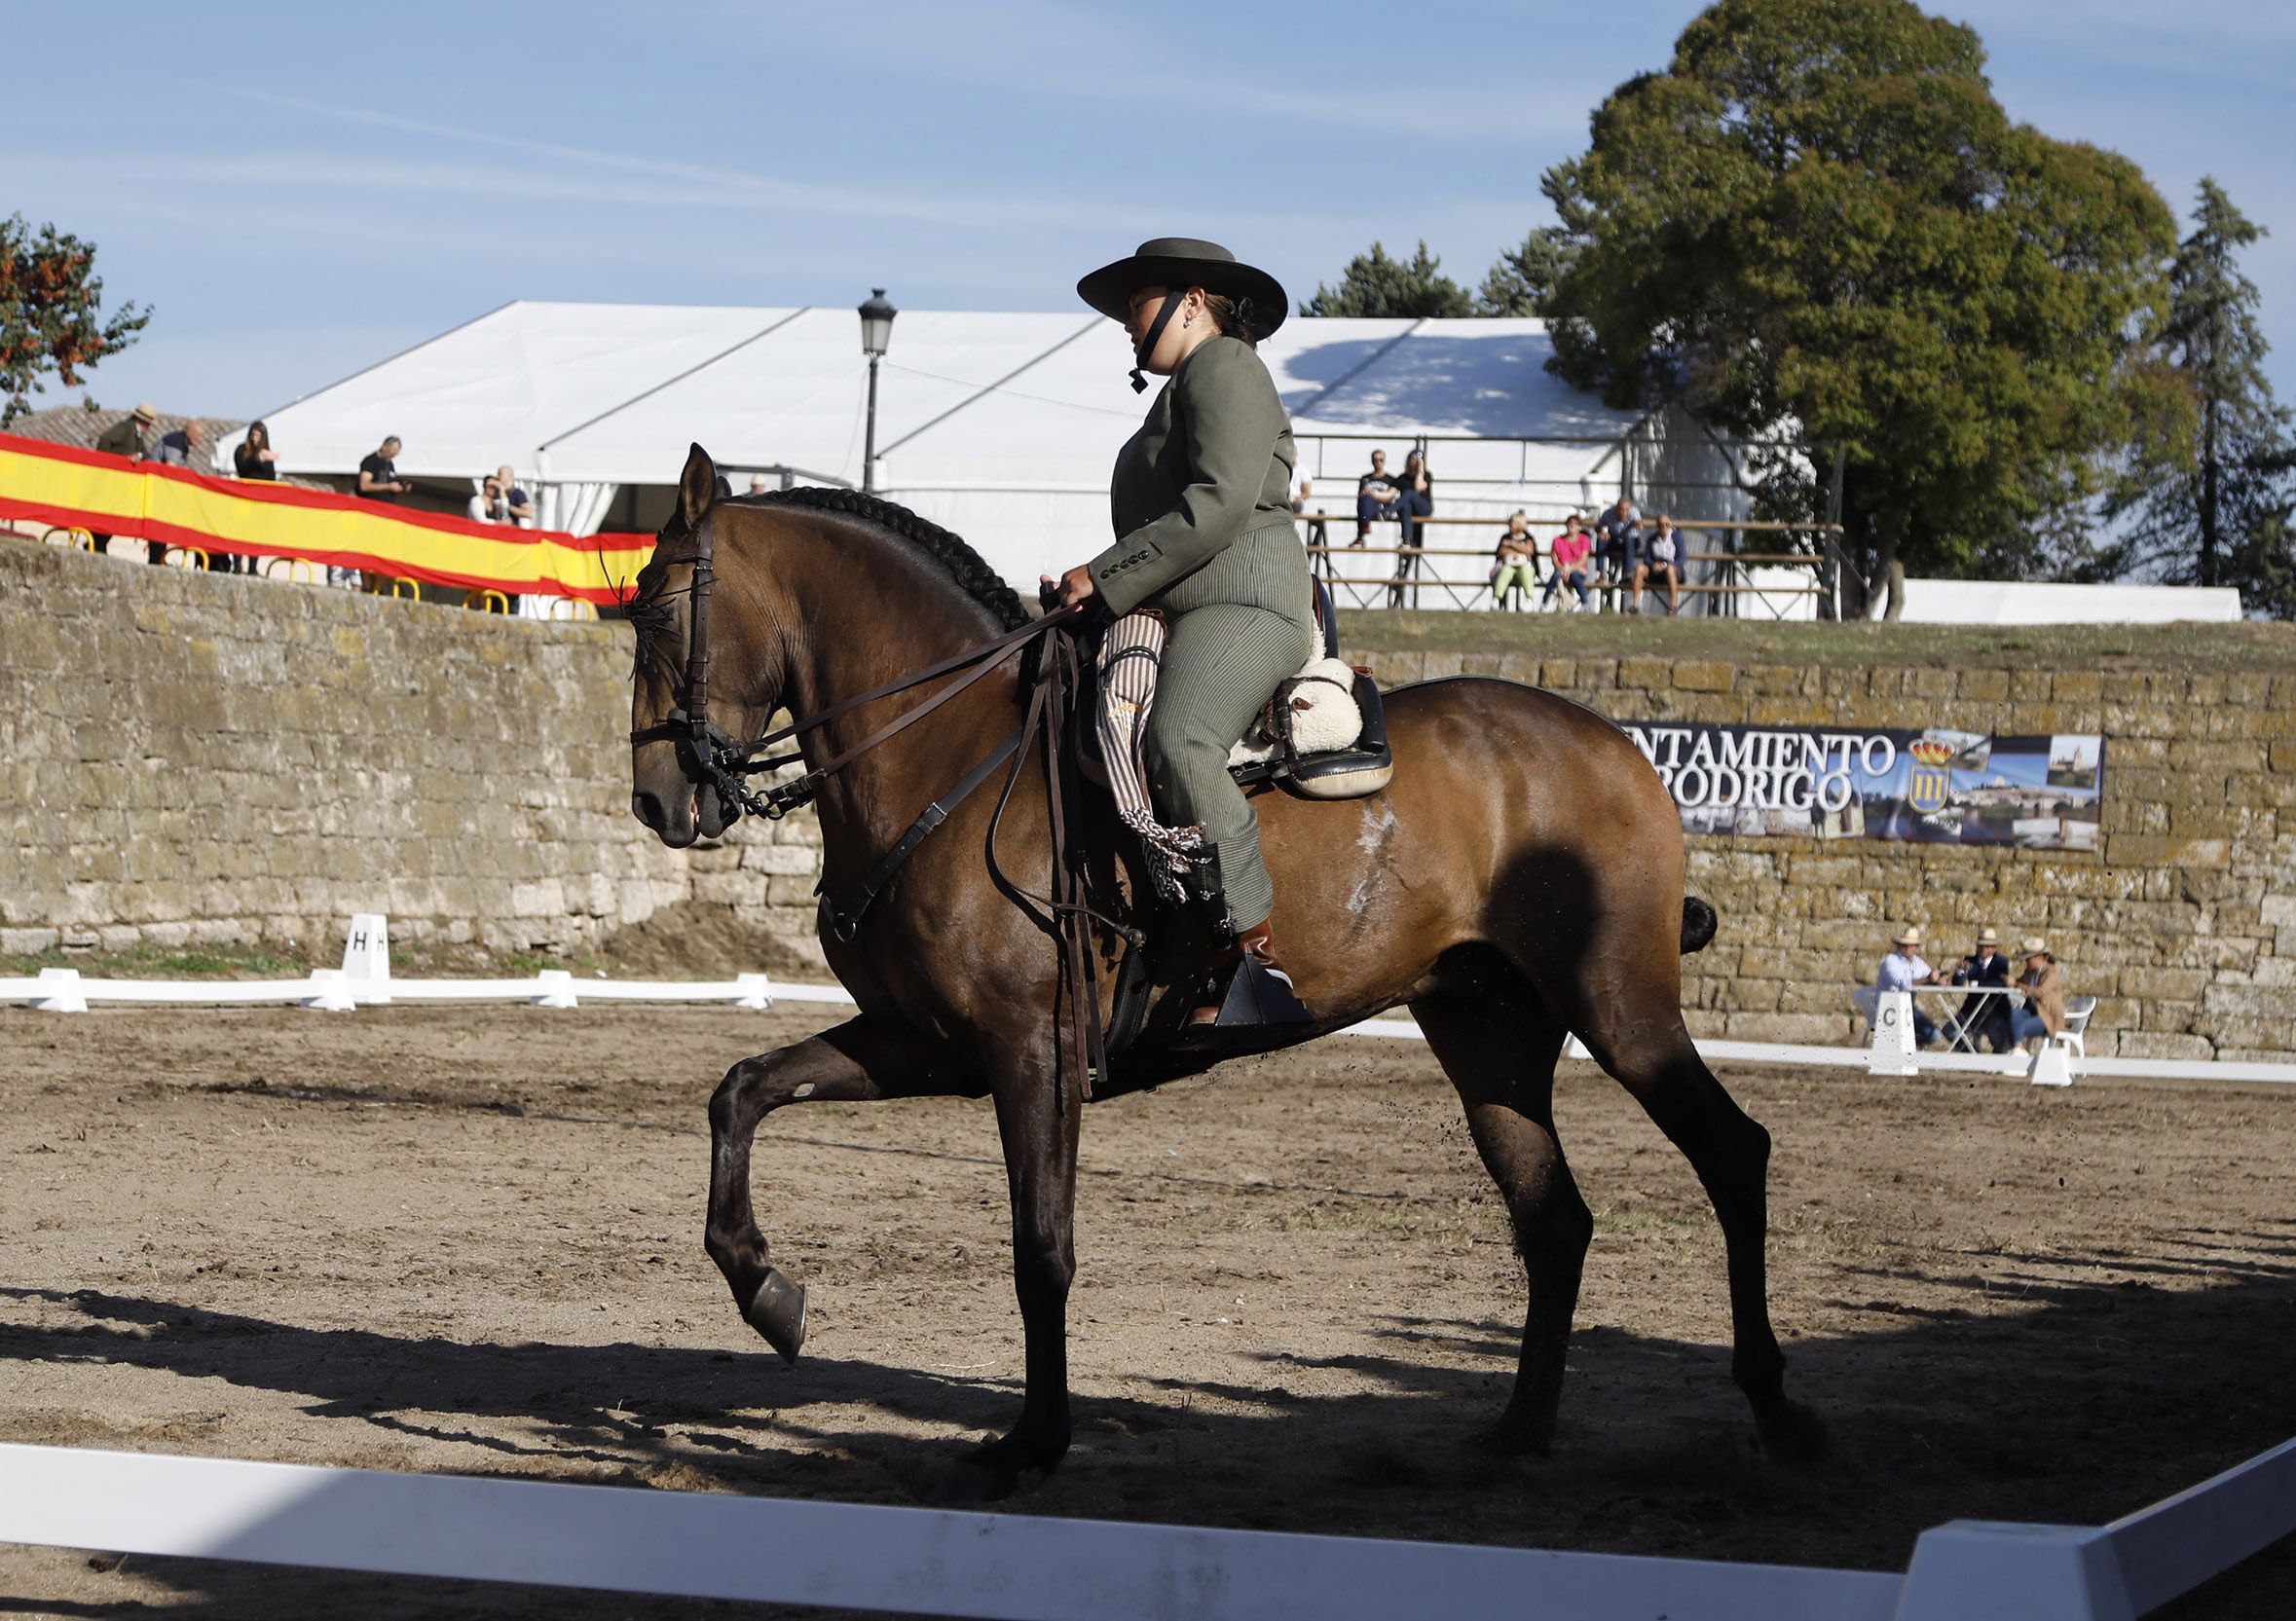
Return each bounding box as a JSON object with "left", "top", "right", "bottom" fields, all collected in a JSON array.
[{"left": 1622, "top": 722, "right": 2105, "bottom": 850}]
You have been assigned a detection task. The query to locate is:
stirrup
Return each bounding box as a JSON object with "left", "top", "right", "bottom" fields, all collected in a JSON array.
[{"left": 1185, "top": 952, "right": 1313, "bottom": 1032}]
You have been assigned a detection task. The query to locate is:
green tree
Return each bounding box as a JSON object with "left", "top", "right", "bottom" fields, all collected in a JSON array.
[
  {"left": 1539, "top": 0, "right": 2177, "bottom": 615},
  {"left": 2098, "top": 179, "right": 2296, "bottom": 612},
  {"left": 1476, "top": 226, "right": 1577, "bottom": 316},
  {"left": 1302, "top": 240, "right": 1472, "bottom": 318},
  {"left": 0, "top": 215, "right": 148, "bottom": 426}
]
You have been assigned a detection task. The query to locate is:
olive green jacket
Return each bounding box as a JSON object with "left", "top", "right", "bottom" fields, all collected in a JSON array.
[
  {"left": 1088, "top": 336, "right": 1305, "bottom": 618},
  {"left": 94, "top": 417, "right": 149, "bottom": 461}
]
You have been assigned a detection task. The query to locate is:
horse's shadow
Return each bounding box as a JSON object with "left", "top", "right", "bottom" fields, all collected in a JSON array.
[{"left": 6, "top": 1233, "right": 2296, "bottom": 1618}]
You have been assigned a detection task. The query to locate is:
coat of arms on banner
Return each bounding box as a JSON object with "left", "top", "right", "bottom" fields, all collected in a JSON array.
[{"left": 1906, "top": 738, "right": 1955, "bottom": 814}]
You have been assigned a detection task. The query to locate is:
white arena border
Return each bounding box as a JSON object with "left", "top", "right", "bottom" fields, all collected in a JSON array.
[
  {"left": 5, "top": 915, "right": 2294, "bottom": 1088},
  {"left": 0, "top": 1434, "right": 2289, "bottom": 1619}
]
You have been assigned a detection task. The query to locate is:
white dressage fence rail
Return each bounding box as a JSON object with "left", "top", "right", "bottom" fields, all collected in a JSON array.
[
  {"left": 0, "top": 1433, "right": 2289, "bottom": 1620},
  {"left": 7, "top": 916, "right": 2295, "bottom": 1087}
]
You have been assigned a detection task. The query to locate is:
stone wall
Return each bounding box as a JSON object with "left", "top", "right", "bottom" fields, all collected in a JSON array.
[
  {"left": 5, "top": 539, "right": 2289, "bottom": 1059},
  {"left": 0, "top": 541, "right": 825, "bottom": 964},
  {"left": 1351, "top": 645, "right": 2296, "bottom": 1060}
]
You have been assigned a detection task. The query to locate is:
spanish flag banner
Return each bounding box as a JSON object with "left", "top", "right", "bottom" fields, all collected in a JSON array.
[{"left": 0, "top": 431, "right": 651, "bottom": 603}]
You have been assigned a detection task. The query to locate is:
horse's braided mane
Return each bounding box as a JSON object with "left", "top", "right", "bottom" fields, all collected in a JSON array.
[{"left": 733, "top": 486, "right": 1032, "bottom": 633}]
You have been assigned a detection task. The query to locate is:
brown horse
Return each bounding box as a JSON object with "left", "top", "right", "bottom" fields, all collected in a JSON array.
[{"left": 628, "top": 447, "right": 1822, "bottom": 1500}]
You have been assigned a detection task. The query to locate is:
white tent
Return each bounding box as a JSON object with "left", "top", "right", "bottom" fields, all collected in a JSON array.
[{"left": 231, "top": 300, "right": 1739, "bottom": 597}]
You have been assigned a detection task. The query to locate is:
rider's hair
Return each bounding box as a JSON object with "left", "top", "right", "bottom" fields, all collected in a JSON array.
[{"left": 1199, "top": 292, "right": 1261, "bottom": 348}]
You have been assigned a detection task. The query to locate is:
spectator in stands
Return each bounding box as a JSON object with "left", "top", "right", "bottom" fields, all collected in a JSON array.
[
  {"left": 1387, "top": 449, "right": 1434, "bottom": 608},
  {"left": 357, "top": 436, "right": 410, "bottom": 503},
  {"left": 1541, "top": 513, "right": 1594, "bottom": 608},
  {"left": 747, "top": 473, "right": 772, "bottom": 496},
  {"left": 1593, "top": 494, "right": 1641, "bottom": 608},
  {"left": 152, "top": 418, "right": 207, "bottom": 469},
  {"left": 494, "top": 463, "right": 537, "bottom": 527},
  {"left": 233, "top": 420, "right": 278, "bottom": 481},
  {"left": 91, "top": 403, "right": 157, "bottom": 560},
  {"left": 1353, "top": 450, "right": 1399, "bottom": 546},
  {"left": 94, "top": 402, "right": 156, "bottom": 462},
  {"left": 1635, "top": 512, "right": 1684, "bottom": 615},
  {"left": 1290, "top": 463, "right": 1326, "bottom": 552},
  {"left": 1876, "top": 927, "right": 1949, "bottom": 1049},
  {"left": 2008, "top": 937, "right": 2067, "bottom": 1050},
  {"left": 467, "top": 475, "right": 515, "bottom": 525},
  {"left": 1491, "top": 512, "right": 1539, "bottom": 607},
  {"left": 1951, "top": 927, "right": 2014, "bottom": 1050}
]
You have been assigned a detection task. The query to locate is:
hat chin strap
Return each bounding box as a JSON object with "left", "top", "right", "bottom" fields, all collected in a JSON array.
[{"left": 1129, "top": 292, "right": 1187, "bottom": 394}]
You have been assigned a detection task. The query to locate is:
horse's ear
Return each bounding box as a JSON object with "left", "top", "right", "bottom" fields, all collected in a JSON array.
[{"left": 679, "top": 443, "right": 718, "bottom": 530}]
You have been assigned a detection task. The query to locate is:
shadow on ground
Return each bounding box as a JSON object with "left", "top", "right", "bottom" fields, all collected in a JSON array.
[{"left": 5, "top": 1223, "right": 2295, "bottom": 1618}]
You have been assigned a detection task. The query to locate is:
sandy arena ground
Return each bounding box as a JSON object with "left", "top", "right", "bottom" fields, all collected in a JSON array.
[{"left": 4, "top": 1001, "right": 2294, "bottom": 1618}]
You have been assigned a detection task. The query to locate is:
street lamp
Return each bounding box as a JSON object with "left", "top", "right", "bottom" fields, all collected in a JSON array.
[{"left": 858, "top": 287, "right": 897, "bottom": 494}]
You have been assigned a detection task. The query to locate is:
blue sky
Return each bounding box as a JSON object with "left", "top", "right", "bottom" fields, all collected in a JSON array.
[{"left": 13, "top": 1, "right": 2295, "bottom": 423}]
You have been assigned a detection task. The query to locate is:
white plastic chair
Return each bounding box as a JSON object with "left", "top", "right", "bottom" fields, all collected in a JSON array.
[{"left": 2053, "top": 994, "right": 2097, "bottom": 1061}]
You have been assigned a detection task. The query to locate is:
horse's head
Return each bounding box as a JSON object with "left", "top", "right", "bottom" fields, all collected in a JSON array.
[{"left": 628, "top": 444, "right": 785, "bottom": 847}]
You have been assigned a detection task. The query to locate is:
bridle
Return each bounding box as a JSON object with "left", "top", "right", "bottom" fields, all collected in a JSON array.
[{"left": 628, "top": 514, "right": 1076, "bottom": 828}]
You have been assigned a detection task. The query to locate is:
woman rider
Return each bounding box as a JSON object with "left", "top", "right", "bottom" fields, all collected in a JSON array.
[{"left": 1048, "top": 239, "right": 1316, "bottom": 1024}]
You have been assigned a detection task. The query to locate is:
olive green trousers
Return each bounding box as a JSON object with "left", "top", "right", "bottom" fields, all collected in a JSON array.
[{"left": 1141, "top": 599, "right": 1315, "bottom": 934}]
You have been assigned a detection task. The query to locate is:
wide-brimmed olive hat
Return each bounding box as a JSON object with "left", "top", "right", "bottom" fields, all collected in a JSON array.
[{"left": 1077, "top": 238, "right": 1288, "bottom": 339}]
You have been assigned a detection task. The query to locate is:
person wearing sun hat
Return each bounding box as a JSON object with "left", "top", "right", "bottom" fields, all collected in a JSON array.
[
  {"left": 2008, "top": 937, "right": 2066, "bottom": 1049},
  {"left": 91, "top": 404, "right": 161, "bottom": 558},
  {"left": 1046, "top": 238, "right": 1315, "bottom": 1028},
  {"left": 1951, "top": 926, "right": 2014, "bottom": 1050},
  {"left": 1875, "top": 927, "right": 1948, "bottom": 1049}
]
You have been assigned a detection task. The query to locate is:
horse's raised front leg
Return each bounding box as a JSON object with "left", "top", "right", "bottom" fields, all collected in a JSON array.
[
  {"left": 706, "top": 1016, "right": 979, "bottom": 1360},
  {"left": 930, "top": 1042, "right": 1079, "bottom": 1503}
]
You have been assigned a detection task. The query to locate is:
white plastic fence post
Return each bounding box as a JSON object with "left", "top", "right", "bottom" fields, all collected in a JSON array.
[
  {"left": 730, "top": 973, "right": 772, "bottom": 1011},
  {"left": 31, "top": 968, "right": 88, "bottom": 1013},
  {"left": 1894, "top": 1521, "right": 2129, "bottom": 1621},
  {"left": 2029, "top": 1044, "right": 2076, "bottom": 1087},
  {"left": 301, "top": 969, "right": 355, "bottom": 1012},
  {"left": 532, "top": 970, "right": 578, "bottom": 1009},
  {"left": 1868, "top": 990, "right": 1917, "bottom": 1076},
  {"left": 341, "top": 913, "right": 391, "bottom": 1006}
]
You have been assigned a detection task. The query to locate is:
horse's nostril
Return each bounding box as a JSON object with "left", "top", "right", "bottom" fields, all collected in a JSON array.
[{"left": 632, "top": 790, "right": 666, "bottom": 829}]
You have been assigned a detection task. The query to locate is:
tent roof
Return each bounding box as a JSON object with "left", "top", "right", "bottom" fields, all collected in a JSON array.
[{"left": 251, "top": 300, "right": 1648, "bottom": 490}]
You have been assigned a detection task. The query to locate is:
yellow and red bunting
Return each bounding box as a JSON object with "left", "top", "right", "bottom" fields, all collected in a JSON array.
[{"left": 0, "top": 430, "right": 652, "bottom": 603}]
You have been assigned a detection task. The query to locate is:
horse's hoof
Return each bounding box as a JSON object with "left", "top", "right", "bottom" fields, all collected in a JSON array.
[
  {"left": 743, "top": 1268, "right": 807, "bottom": 1364},
  {"left": 1756, "top": 1399, "right": 1828, "bottom": 1464},
  {"left": 924, "top": 1450, "right": 1018, "bottom": 1506}
]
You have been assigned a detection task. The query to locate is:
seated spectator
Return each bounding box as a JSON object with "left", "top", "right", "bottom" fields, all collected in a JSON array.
[
  {"left": 1385, "top": 450, "right": 1435, "bottom": 608},
  {"left": 152, "top": 418, "right": 206, "bottom": 468},
  {"left": 1593, "top": 494, "right": 1641, "bottom": 604},
  {"left": 494, "top": 464, "right": 537, "bottom": 527},
  {"left": 1491, "top": 512, "right": 1539, "bottom": 606},
  {"left": 2008, "top": 937, "right": 2066, "bottom": 1050},
  {"left": 1635, "top": 512, "right": 1684, "bottom": 615},
  {"left": 234, "top": 419, "right": 278, "bottom": 481},
  {"left": 91, "top": 403, "right": 157, "bottom": 561},
  {"left": 1876, "top": 927, "right": 1948, "bottom": 1049},
  {"left": 467, "top": 475, "right": 515, "bottom": 525},
  {"left": 1950, "top": 927, "right": 2013, "bottom": 1050},
  {"left": 1353, "top": 449, "right": 1399, "bottom": 545},
  {"left": 1541, "top": 513, "right": 1594, "bottom": 608},
  {"left": 747, "top": 473, "right": 772, "bottom": 497}
]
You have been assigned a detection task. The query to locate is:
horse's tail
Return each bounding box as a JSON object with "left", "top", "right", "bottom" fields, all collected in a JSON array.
[{"left": 1681, "top": 897, "right": 1718, "bottom": 955}]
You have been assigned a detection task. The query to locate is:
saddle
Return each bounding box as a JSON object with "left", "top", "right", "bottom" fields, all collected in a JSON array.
[{"left": 1087, "top": 578, "right": 1394, "bottom": 803}]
